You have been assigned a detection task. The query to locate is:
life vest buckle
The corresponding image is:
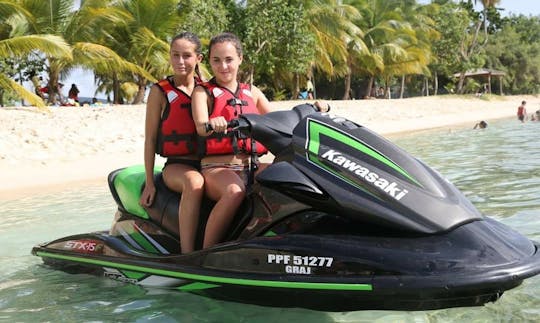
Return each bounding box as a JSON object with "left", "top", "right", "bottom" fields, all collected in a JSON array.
[{"left": 227, "top": 98, "right": 246, "bottom": 107}]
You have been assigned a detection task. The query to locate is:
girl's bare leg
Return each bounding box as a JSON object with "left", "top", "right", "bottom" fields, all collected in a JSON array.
[
  {"left": 202, "top": 168, "right": 245, "bottom": 248},
  {"left": 163, "top": 164, "right": 204, "bottom": 253}
]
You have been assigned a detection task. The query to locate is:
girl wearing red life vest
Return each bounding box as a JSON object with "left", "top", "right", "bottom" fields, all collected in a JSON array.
[
  {"left": 140, "top": 32, "right": 204, "bottom": 254},
  {"left": 192, "top": 32, "right": 272, "bottom": 249}
]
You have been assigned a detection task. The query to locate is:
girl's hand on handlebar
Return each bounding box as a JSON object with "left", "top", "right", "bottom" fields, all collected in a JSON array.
[
  {"left": 207, "top": 116, "right": 228, "bottom": 134},
  {"left": 314, "top": 101, "right": 331, "bottom": 113}
]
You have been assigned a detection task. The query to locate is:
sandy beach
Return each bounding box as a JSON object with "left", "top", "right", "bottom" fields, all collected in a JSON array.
[{"left": 1, "top": 94, "right": 538, "bottom": 199}]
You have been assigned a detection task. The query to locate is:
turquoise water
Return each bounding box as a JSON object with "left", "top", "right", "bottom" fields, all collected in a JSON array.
[{"left": 1, "top": 119, "right": 539, "bottom": 322}]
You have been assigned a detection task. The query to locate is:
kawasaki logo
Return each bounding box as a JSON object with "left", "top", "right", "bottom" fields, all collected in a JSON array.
[{"left": 321, "top": 149, "right": 408, "bottom": 200}]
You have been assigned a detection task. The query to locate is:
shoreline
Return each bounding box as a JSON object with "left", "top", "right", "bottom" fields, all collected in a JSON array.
[{"left": 1, "top": 94, "right": 538, "bottom": 200}]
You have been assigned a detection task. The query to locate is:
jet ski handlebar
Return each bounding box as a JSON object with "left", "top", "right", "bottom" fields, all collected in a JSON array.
[
  {"left": 204, "top": 118, "right": 247, "bottom": 132},
  {"left": 203, "top": 103, "right": 330, "bottom": 156},
  {"left": 203, "top": 102, "right": 329, "bottom": 133}
]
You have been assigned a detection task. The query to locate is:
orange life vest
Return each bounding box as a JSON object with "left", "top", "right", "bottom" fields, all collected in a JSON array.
[
  {"left": 198, "top": 80, "right": 267, "bottom": 156},
  {"left": 156, "top": 77, "right": 200, "bottom": 157}
]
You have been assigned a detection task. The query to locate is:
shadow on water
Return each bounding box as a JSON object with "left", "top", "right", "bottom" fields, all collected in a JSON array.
[{"left": 1, "top": 118, "right": 539, "bottom": 322}]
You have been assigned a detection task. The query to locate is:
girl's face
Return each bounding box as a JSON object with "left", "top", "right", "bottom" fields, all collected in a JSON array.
[
  {"left": 169, "top": 39, "right": 202, "bottom": 77},
  {"left": 209, "top": 41, "right": 242, "bottom": 85}
]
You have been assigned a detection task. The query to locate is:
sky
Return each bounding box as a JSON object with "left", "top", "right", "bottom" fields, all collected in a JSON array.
[
  {"left": 497, "top": 0, "right": 540, "bottom": 16},
  {"left": 36, "top": 0, "right": 540, "bottom": 101},
  {"left": 417, "top": 0, "right": 540, "bottom": 16}
]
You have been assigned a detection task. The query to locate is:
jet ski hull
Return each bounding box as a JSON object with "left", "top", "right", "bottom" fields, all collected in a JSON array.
[{"left": 32, "top": 215, "right": 540, "bottom": 311}]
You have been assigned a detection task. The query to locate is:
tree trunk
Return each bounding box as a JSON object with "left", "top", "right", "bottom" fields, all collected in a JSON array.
[
  {"left": 311, "top": 73, "right": 317, "bottom": 99},
  {"left": 343, "top": 72, "right": 352, "bottom": 100},
  {"left": 46, "top": 60, "right": 64, "bottom": 105},
  {"left": 457, "top": 72, "right": 466, "bottom": 94},
  {"left": 133, "top": 77, "right": 146, "bottom": 104},
  {"left": 425, "top": 77, "right": 429, "bottom": 96},
  {"left": 399, "top": 75, "right": 405, "bottom": 99},
  {"left": 384, "top": 79, "right": 390, "bottom": 99},
  {"left": 293, "top": 73, "right": 300, "bottom": 99},
  {"left": 249, "top": 66, "right": 254, "bottom": 85},
  {"left": 112, "top": 73, "right": 122, "bottom": 104},
  {"left": 366, "top": 76, "right": 374, "bottom": 98},
  {"left": 47, "top": 75, "right": 59, "bottom": 105},
  {"left": 434, "top": 72, "right": 438, "bottom": 96}
]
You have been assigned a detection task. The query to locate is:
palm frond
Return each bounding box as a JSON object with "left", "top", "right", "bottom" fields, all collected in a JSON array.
[
  {"left": 0, "top": 73, "right": 47, "bottom": 109},
  {"left": 0, "top": 1, "right": 33, "bottom": 22},
  {"left": 0, "top": 34, "right": 71, "bottom": 58},
  {"left": 73, "top": 42, "right": 156, "bottom": 82}
]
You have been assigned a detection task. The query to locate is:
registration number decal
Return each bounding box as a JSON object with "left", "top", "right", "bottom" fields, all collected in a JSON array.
[{"left": 267, "top": 254, "right": 333, "bottom": 275}]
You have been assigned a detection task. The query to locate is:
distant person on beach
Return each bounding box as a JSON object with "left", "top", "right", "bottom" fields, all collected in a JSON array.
[
  {"left": 31, "top": 75, "right": 43, "bottom": 98},
  {"left": 376, "top": 86, "right": 385, "bottom": 98},
  {"left": 68, "top": 84, "right": 80, "bottom": 102},
  {"left": 306, "top": 78, "right": 314, "bottom": 99},
  {"left": 473, "top": 120, "right": 488, "bottom": 129},
  {"left": 192, "top": 32, "right": 272, "bottom": 249},
  {"left": 139, "top": 32, "right": 204, "bottom": 254},
  {"left": 54, "top": 82, "right": 65, "bottom": 105},
  {"left": 517, "top": 101, "right": 527, "bottom": 122},
  {"left": 531, "top": 110, "right": 540, "bottom": 121},
  {"left": 38, "top": 77, "right": 49, "bottom": 99}
]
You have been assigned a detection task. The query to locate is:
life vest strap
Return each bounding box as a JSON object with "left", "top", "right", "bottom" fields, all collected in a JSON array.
[{"left": 227, "top": 98, "right": 248, "bottom": 107}]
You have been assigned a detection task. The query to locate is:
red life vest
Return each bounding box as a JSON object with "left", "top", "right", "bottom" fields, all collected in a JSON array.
[
  {"left": 199, "top": 80, "right": 267, "bottom": 156},
  {"left": 156, "top": 77, "right": 199, "bottom": 157}
]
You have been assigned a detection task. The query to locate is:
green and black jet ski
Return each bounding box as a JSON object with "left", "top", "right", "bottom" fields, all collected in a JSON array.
[{"left": 32, "top": 103, "right": 540, "bottom": 311}]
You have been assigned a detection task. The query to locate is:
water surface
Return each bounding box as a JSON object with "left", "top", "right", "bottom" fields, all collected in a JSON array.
[{"left": 1, "top": 119, "right": 539, "bottom": 322}]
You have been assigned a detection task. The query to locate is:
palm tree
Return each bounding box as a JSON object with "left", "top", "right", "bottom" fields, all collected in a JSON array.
[
  {"left": 18, "top": 0, "right": 151, "bottom": 104},
  {"left": 337, "top": 0, "right": 368, "bottom": 100},
  {"left": 107, "top": 0, "right": 179, "bottom": 104},
  {"left": 352, "top": 0, "right": 413, "bottom": 98},
  {"left": 302, "top": 0, "right": 363, "bottom": 82},
  {"left": 0, "top": 0, "right": 71, "bottom": 107},
  {"left": 392, "top": 0, "right": 438, "bottom": 97}
]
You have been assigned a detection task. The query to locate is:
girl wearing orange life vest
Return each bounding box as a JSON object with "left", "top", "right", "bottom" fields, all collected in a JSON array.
[
  {"left": 140, "top": 32, "right": 204, "bottom": 254},
  {"left": 192, "top": 32, "right": 272, "bottom": 249}
]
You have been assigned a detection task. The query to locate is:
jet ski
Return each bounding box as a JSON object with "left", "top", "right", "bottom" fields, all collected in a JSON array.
[{"left": 32, "top": 103, "right": 540, "bottom": 311}]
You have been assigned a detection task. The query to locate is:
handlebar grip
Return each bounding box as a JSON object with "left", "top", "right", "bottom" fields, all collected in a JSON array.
[
  {"left": 314, "top": 102, "right": 331, "bottom": 113},
  {"left": 205, "top": 120, "right": 240, "bottom": 132}
]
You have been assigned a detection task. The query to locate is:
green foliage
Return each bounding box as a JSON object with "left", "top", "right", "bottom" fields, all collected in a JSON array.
[
  {"left": 270, "top": 88, "right": 289, "bottom": 101},
  {"left": 91, "top": 0, "right": 178, "bottom": 103},
  {"left": 484, "top": 14, "right": 540, "bottom": 94},
  {"left": 176, "top": 0, "right": 229, "bottom": 40},
  {"left": 463, "top": 77, "right": 481, "bottom": 93},
  {"left": 243, "top": 0, "right": 315, "bottom": 89},
  {"left": 429, "top": 2, "right": 467, "bottom": 76},
  {"left": 443, "top": 82, "right": 455, "bottom": 94}
]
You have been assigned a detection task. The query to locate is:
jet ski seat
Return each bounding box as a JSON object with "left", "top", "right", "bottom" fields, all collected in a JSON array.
[{"left": 145, "top": 173, "right": 253, "bottom": 249}]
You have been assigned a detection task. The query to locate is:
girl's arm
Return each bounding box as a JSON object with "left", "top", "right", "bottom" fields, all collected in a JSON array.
[
  {"left": 192, "top": 86, "right": 228, "bottom": 135},
  {"left": 251, "top": 85, "right": 272, "bottom": 114},
  {"left": 140, "top": 85, "right": 164, "bottom": 206}
]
